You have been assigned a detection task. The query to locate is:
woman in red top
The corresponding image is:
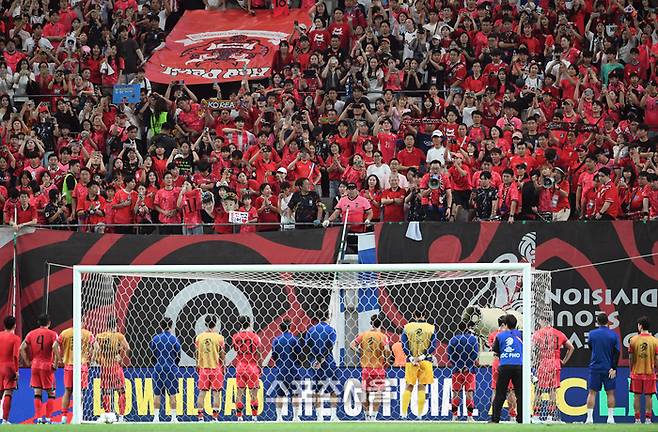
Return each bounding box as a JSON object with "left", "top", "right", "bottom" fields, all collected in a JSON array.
[
  {"left": 83, "top": 45, "right": 104, "bottom": 86},
  {"left": 494, "top": 69, "right": 511, "bottom": 100},
  {"left": 384, "top": 58, "right": 404, "bottom": 91},
  {"left": 490, "top": 126, "right": 511, "bottom": 155},
  {"left": 48, "top": 69, "right": 68, "bottom": 110},
  {"left": 357, "top": 140, "right": 376, "bottom": 167},
  {"left": 134, "top": 184, "right": 154, "bottom": 226},
  {"left": 332, "top": 121, "right": 353, "bottom": 157},
  {"left": 134, "top": 156, "right": 152, "bottom": 185},
  {"left": 342, "top": 154, "right": 367, "bottom": 185},
  {"left": 519, "top": 23, "right": 541, "bottom": 57},
  {"left": 239, "top": 194, "right": 258, "bottom": 233},
  {"left": 326, "top": 142, "right": 347, "bottom": 198},
  {"left": 463, "top": 62, "right": 487, "bottom": 95},
  {"left": 255, "top": 183, "right": 280, "bottom": 232},
  {"left": 100, "top": 45, "right": 123, "bottom": 88},
  {"left": 362, "top": 174, "right": 382, "bottom": 221},
  {"left": 418, "top": 97, "right": 441, "bottom": 134},
  {"left": 234, "top": 171, "right": 258, "bottom": 203},
  {"left": 619, "top": 168, "right": 644, "bottom": 218},
  {"left": 559, "top": 64, "right": 578, "bottom": 101},
  {"left": 272, "top": 41, "right": 294, "bottom": 74},
  {"left": 17, "top": 172, "right": 34, "bottom": 197},
  {"left": 40, "top": 171, "right": 58, "bottom": 198}
]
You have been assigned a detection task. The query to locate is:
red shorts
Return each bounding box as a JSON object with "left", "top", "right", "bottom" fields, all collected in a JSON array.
[
  {"left": 0, "top": 363, "right": 17, "bottom": 390},
  {"left": 100, "top": 364, "right": 125, "bottom": 390},
  {"left": 491, "top": 366, "right": 514, "bottom": 390},
  {"left": 361, "top": 368, "right": 387, "bottom": 391},
  {"left": 452, "top": 371, "right": 476, "bottom": 392},
  {"left": 30, "top": 366, "right": 54, "bottom": 390},
  {"left": 64, "top": 365, "right": 89, "bottom": 389},
  {"left": 536, "top": 367, "right": 560, "bottom": 389},
  {"left": 630, "top": 374, "right": 657, "bottom": 395},
  {"left": 198, "top": 368, "right": 224, "bottom": 391},
  {"left": 236, "top": 363, "right": 260, "bottom": 389}
]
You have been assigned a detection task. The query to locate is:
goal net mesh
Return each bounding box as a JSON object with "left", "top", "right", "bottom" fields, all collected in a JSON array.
[{"left": 75, "top": 267, "right": 552, "bottom": 423}]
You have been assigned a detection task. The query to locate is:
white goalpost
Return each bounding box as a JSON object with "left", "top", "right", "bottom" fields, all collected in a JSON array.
[{"left": 72, "top": 263, "right": 551, "bottom": 424}]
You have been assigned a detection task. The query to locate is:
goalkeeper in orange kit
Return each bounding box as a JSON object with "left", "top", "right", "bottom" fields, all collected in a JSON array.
[{"left": 350, "top": 315, "right": 391, "bottom": 421}]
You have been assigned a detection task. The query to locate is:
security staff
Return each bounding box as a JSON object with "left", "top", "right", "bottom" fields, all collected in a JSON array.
[{"left": 491, "top": 314, "right": 523, "bottom": 423}]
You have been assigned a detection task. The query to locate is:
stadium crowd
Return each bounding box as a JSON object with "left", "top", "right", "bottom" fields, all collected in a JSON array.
[{"left": 0, "top": 0, "right": 657, "bottom": 235}]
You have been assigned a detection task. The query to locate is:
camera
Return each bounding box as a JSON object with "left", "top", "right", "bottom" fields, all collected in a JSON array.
[{"left": 202, "top": 191, "right": 214, "bottom": 204}]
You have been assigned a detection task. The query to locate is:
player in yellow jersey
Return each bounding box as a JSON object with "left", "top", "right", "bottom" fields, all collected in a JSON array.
[
  {"left": 629, "top": 316, "right": 658, "bottom": 424},
  {"left": 95, "top": 317, "right": 130, "bottom": 423},
  {"left": 195, "top": 315, "right": 225, "bottom": 422},
  {"left": 59, "top": 326, "right": 94, "bottom": 424},
  {"left": 400, "top": 307, "right": 437, "bottom": 419},
  {"left": 350, "top": 315, "right": 391, "bottom": 421}
]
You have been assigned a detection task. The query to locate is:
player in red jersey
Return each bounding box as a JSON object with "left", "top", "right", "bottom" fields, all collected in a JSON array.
[
  {"left": 232, "top": 316, "right": 262, "bottom": 421},
  {"left": 20, "top": 314, "right": 60, "bottom": 424},
  {"left": 531, "top": 316, "right": 574, "bottom": 422},
  {"left": 487, "top": 316, "right": 516, "bottom": 420},
  {"left": 0, "top": 316, "right": 21, "bottom": 424}
]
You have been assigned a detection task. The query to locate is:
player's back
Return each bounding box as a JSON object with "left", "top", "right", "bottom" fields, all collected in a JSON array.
[
  {"left": 233, "top": 331, "right": 260, "bottom": 365},
  {"left": 533, "top": 326, "right": 566, "bottom": 367},
  {"left": 306, "top": 322, "right": 337, "bottom": 366},
  {"left": 25, "top": 327, "right": 59, "bottom": 367},
  {"left": 196, "top": 331, "right": 225, "bottom": 369},
  {"left": 588, "top": 326, "right": 619, "bottom": 371},
  {"left": 272, "top": 332, "right": 300, "bottom": 370},
  {"left": 357, "top": 330, "right": 388, "bottom": 369},
  {"left": 0, "top": 332, "right": 21, "bottom": 365},
  {"left": 448, "top": 333, "right": 478, "bottom": 372},
  {"left": 487, "top": 330, "right": 500, "bottom": 367},
  {"left": 403, "top": 322, "right": 435, "bottom": 358},
  {"left": 96, "top": 331, "right": 127, "bottom": 367},
  {"left": 60, "top": 327, "right": 94, "bottom": 366},
  {"left": 151, "top": 332, "right": 180, "bottom": 367},
  {"left": 629, "top": 333, "right": 658, "bottom": 375}
]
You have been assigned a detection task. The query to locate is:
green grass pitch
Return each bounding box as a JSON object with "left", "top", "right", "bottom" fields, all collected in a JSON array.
[{"left": 1, "top": 422, "right": 649, "bottom": 431}]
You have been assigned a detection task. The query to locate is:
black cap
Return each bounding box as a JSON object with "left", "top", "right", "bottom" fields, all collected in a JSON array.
[{"left": 347, "top": 182, "right": 357, "bottom": 189}]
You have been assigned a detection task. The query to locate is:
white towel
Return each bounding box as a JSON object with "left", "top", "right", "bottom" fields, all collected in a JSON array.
[{"left": 405, "top": 221, "right": 422, "bottom": 241}]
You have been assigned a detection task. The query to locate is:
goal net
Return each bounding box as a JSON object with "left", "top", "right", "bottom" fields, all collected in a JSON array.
[{"left": 71, "top": 264, "right": 552, "bottom": 424}]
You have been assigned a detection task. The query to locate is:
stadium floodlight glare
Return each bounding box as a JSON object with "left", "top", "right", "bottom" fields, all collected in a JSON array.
[{"left": 72, "top": 263, "right": 551, "bottom": 425}]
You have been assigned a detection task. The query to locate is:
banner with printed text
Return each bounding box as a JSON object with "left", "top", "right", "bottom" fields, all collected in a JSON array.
[
  {"left": 0, "top": 227, "right": 341, "bottom": 337},
  {"left": 144, "top": 10, "right": 308, "bottom": 84},
  {"left": 375, "top": 221, "right": 658, "bottom": 367},
  {"left": 5, "top": 367, "right": 654, "bottom": 424}
]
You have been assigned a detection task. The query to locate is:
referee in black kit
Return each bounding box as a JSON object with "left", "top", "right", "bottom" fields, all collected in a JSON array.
[{"left": 491, "top": 314, "right": 523, "bottom": 423}]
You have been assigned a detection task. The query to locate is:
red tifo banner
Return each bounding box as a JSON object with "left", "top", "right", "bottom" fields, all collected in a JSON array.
[{"left": 145, "top": 9, "right": 308, "bottom": 84}]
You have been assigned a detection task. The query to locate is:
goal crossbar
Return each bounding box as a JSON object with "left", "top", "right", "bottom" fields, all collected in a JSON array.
[{"left": 72, "top": 263, "right": 534, "bottom": 424}]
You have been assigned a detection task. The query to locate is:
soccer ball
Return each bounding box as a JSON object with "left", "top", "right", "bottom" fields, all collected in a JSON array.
[
  {"left": 462, "top": 306, "right": 523, "bottom": 339},
  {"left": 98, "top": 412, "right": 117, "bottom": 424}
]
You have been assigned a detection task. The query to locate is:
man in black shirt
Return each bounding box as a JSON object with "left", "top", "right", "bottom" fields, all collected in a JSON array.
[
  {"left": 520, "top": 168, "right": 540, "bottom": 220},
  {"left": 471, "top": 171, "right": 499, "bottom": 220},
  {"left": 286, "top": 178, "right": 322, "bottom": 229},
  {"left": 153, "top": 123, "right": 177, "bottom": 157},
  {"left": 118, "top": 26, "right": 146, "bottom": 83},
  {"left": 33, "top": 106, "right": 57, "bottom": 152},
  {"left": 140, "top": 15, "right": 165, "bottom": 57},
  {"left": 43, "top": 189, "right": 67, "bottom": 228}
]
